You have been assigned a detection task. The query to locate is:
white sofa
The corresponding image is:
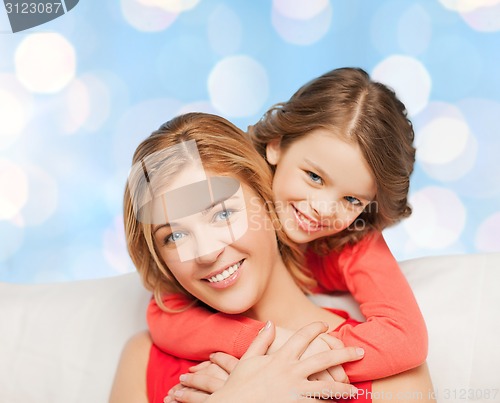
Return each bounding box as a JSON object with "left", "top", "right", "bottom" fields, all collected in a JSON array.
[{"left": 1, "top": 253, "right": 499, "bottom": 403}]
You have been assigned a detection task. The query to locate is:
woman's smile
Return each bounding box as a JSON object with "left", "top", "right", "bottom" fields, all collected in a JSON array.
[{"left": 203, "top": 259, "right": 245, "bottom": 289}]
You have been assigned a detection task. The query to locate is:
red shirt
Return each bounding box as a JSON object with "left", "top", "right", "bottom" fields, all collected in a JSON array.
[{"left": 147, "top": 309, "right": 373, "bottom": 403}]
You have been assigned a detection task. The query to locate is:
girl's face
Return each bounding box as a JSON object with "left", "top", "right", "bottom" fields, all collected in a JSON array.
[
  {"left": 266, "top": 129, "right": 376, "bottom": 244},
  {"left": 152, "top": 165, "right": 281, "bottom": 314}
]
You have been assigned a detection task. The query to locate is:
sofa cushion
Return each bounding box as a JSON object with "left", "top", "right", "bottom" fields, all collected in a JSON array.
[{"left": 1, "top": 253, "right": 499, "bottom": 402}]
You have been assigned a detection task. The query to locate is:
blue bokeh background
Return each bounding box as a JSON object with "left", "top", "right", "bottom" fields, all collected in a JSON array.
[{"left": 1, "top": 0, "right": 499, "bottom": 283}]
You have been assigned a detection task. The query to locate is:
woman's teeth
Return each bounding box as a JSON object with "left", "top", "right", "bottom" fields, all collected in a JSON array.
[{"left": 207, "top": 261, "right": 242, "bottom": 283}]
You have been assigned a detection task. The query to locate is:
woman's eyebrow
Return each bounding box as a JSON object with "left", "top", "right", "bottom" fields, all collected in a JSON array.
[
  {"left": 153, "top": 222, "right": 173, "bottom": 234},
  {"left": 153, "top": 194, "right": 242, "bottom": 232},
  {"left": 201, "top": 194, "right": 240, "bottom": 215}
]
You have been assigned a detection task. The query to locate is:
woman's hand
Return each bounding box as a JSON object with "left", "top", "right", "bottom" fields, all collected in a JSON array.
[
  {"left": 165, "top": 321, "right": 363, "bottom": 403},
  {"left": 270, "top": 325, "right": 350, "bottom": 384}
]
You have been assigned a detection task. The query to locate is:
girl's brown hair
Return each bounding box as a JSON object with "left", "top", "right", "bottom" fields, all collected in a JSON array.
[
  {"left": 124, "top": 112, "right": 315, "bottom": 310},
  {"left": 249, "top": 67, "right": 416, "bottom": 253}
]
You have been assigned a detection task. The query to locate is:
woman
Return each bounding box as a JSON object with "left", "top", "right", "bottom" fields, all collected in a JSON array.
[{"left": 110, "top": 112, "right": 434, "bottom": 403}]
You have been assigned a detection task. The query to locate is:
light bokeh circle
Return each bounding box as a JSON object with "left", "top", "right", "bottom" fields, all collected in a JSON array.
[
  {"left": 0, "top": 86, "right": 28, "bottom": 149},
  {"left": 103, "top": 216, "right": 135, "bottom": 274},
  {"left": 0, "top": 74, "right": 33, "bottom": 150},
  {"left": 208, "top": 5, "right": 242, "bottom": 56},
  {"left": 19, "top": 164, "right": 59, "bottom": 227},
  {"left": 475, "top": 212, "right": 500, "bottom": 252},
  {"left": 403, "top": 186, "right": 466, "bottom": 249},
  {"left": 372, "top": 55, "right": 431, "bottom": 117},
  {"left": 438, "top": 0, "right": 500, "bottom": 31},
  {"left": 15, "top": 33, "right": 76, "bottom": 93},
  {"left": 414, "top": 102, "right": 478, "bottom": 182},
  {"left": 60, "top": 79, "right": 91, "bottom": 134},
  {"left": 273, "top": 0, "right": 329, "bottom": 20},
  {"left": 208, "top": 56, "right": 269, "bottom": 118},
  {"left": 397, "top": 4, "right": 432, "bottom": 55},
  {"left": 417, "top": 117, "right": 469, "bottom": 165},
  {"left": 0, "top": 159, "right": 29, "bottom": 220},
  {"left": 0, "top": 221, "right": 24, "bottom": 262},
  {"left": 272, "top": 0, "right": 332, "bottom": 45}
]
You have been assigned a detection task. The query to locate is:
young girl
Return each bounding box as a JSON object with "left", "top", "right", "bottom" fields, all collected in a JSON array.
[
  {"left": 110, "top": 112, "right": 434, "bottom": 403},
  {"left": 147, "top": 68, "right": 428, "bottom": 383}
]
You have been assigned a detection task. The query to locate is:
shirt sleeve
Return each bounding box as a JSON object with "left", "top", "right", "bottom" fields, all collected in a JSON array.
[
  {"left": 307, "top": 231, "right": 428, "bottom": 382},
  {"left": 147, "top": 293, "right": 263, "bottom": 361}
]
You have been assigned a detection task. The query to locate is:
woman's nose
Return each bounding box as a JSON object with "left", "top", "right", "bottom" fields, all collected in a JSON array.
[{"left": 193, "top": 233, "right": 227, "bottom": 264}]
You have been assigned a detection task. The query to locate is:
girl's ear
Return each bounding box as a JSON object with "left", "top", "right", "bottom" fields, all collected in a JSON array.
[{"left": 266, "top": 140, "right": 281, "bottom": 165}]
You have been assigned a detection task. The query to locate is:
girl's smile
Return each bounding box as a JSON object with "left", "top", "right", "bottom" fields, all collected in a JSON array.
[{"left": 292, "top": 204, "right": 328, "bottom": 232}]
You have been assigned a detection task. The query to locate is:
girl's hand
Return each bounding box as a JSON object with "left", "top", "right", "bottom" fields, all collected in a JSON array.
[{"left": 164, "top": 360, "right": 231, "bottom": 402}]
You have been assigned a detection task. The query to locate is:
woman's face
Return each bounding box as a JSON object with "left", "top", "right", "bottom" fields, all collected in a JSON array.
[
  {"left": 266, "top": 129, "right": 377, "bottom": 244},
  {"left": 152, "top": 165, "right": 281, "bottom": 314}
]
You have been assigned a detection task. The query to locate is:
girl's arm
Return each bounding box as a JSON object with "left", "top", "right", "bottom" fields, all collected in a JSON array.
[
  {"left": 147, "top": 294, "right": 263, "bottom": 361},
  {"left": 307, "top": 231, "right": 428, "bottom": 383}
]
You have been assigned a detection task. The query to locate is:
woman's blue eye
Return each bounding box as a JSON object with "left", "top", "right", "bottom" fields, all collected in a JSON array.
[
  {"left": 165, "top": 232, "right": 186, "bottom": 244},
  {"left": 345, "top": 196, "right": 362, "bottom": 206},
  {"left": 307, "top": 171, "right": 323, "bottom": 184},
  {"left": 213, "top": 209, "right": 233, "bottom": 222}
]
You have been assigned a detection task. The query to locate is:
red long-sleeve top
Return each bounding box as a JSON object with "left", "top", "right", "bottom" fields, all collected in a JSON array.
[
  {"left": 147, "top": 309, "right": 372, "bottom": 403},
  {"left": 147, "top": 231, "right": 428, "bottom": 382}
]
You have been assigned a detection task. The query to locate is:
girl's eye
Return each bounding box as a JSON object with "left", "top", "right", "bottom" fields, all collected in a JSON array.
[
  {"left": 165, "top": 231, "right": 186, "bottom": 244},
  {"left": 307, "top": 171, "right": 323, "bottom": 185},
  {"left": 344, "top": 196, "right": 362, "bottom": 207},
  {"left": 213, "top": 209, "right": 234, "bottom": 223}
]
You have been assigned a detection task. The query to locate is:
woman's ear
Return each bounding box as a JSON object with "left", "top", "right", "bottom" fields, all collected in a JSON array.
[{"left": 266, "top": 140, "right": 281, "bottom": 165}]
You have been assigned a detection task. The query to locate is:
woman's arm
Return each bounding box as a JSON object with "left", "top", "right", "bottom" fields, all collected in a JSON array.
[
  {"left": 308, "top": 231, "right": 428, "bottom": 382},
  {"left": 371, "top": 363, "right": 435, "bottom": 403},
  {"left": 109, "top": 331, "right": 151, "bottom": 403}
]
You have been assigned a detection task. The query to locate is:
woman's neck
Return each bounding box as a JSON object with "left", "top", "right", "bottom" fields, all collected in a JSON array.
[{"left": 243, "top": 257, "right": 345, "bottom": 331}]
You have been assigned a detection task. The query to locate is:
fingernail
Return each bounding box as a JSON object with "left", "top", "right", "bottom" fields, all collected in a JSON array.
[
  {"left": 259, "top": 320, "right": 272, "bottom": 333},
  {"left": 322, "top": 321, "right": 329, "bottom": 329},
  {"left": 174, "top": 389, "right": 184, "bottom": 398},
  {"left": 350, "top": 386, "right": 359, "bottom": 396},
  {"left": 179, "top": 373, "right": 187, "bottom": 382},
  {"left": 356, "top": 348, "right": 365, "bottom": 356}
]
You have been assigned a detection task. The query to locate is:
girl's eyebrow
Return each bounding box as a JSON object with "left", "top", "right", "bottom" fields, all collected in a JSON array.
[{"left": 304, "top": 158, "right": 333, "bottom": 183}]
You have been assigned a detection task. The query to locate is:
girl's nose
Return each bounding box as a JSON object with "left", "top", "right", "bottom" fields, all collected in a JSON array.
[{"left": 310, "top": 196, "right": 337, "bottom": 219}]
